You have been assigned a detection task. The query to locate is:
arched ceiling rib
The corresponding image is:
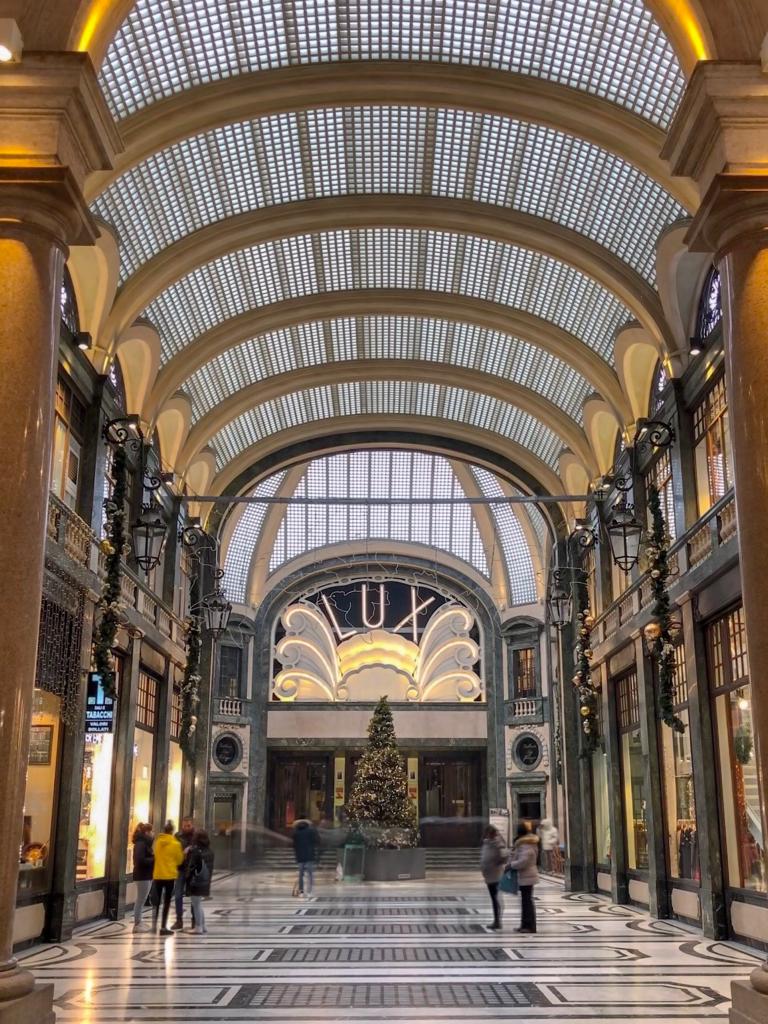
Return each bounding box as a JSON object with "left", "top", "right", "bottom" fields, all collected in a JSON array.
[
  {"left": 102, "top": 200, "right": 672, "bottom": 355},
  {"left": 147, "top": 292, "right": 632, "bottom": 426},
  {"left": 176, "top": 362, "right": 598, "bottom": 477},
  {"left": 87, "top": 64, "right": 696, "bottom": 209},
  {"left": 91, "top": 105, "right": 686, "bottom": 286},
  {"left": 99, "top": 0, "right": 686, "bottom": 127},
  {"left": 206, "top": 381, "right": 568, "bottom": 478},
  {"left": 177, "top": 319, "right": 595, "bottom": 426}
]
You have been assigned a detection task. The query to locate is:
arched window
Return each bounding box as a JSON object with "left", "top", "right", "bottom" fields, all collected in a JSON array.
[
  {"left": 60, "top": 268, "right": 80, "bottom": 337},
  {"left": 693, "top": 266, "right": 722, "bottom": 347},
  {"left": 107, "top": 357, "right": 126, "bottom": 410}
]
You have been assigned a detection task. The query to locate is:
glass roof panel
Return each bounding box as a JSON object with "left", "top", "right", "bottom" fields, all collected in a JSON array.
[
  {"left": 266, "top": 450, "right": 491, "bottom": 578},
  {"left": 471, "top": 465, "right": 537, "bottom": 604},
  {"left": 101, "top": 1, "right": 684, "bottom": 128},
  {"left": 222, "top": 469, "right": 286, "bottom": 602},
  {"left": 182, "top": 314, "right": 592, "bottom": 424},
  {"left": 210, "top": 381, "right": 564, "bottom": 469},
  {"left": 94, "top": 107, "right": 683, "bottom": 284},
  {"left": 146, "top": 228, "right": 630, "bottom": 364}
]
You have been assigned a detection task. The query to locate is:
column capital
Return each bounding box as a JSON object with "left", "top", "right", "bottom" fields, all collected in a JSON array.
[
  {"left": 0, "top": 51, "right": 121, "bottom": 244},
  {"left": 662, "top": 61, "right": 768, "bottom": 256}
]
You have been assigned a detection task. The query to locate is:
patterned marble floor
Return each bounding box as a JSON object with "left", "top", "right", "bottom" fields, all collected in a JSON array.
[{"left": 20, "top": 870, "right": 763, "bottom": 1023}]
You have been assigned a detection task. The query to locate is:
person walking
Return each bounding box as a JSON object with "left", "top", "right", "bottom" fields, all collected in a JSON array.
[
  {"left": 537, "top": 818, "right": 559, "bottom": 872},
  {"left": 292, "top": 818, "right": 318, "bottom": 896},
  {"left": 131, "top": 823, "right": 154, "bottom": 933},
  {"left": 480, "top": 824, "right": 507, "bottom": 930},
  {"left": 507, "top": 822, "right": 540, "bottom": 933},
  {"left": 171, "top": 817, "right": 196, "bottom": 931},
  {"left": 152, "top": 822, "right": 184, "bottom": 935},
  {"left": 185, "top": 829, "right": 215, "bottom": 935}
]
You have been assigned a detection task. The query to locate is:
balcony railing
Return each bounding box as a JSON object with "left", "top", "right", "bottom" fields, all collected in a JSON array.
[
  {"left": 594, "top": 490, "right": 737, "bottom": 646},
  {"left": 47, "top": 493, "right": 92, "bottom": 567},
  {"left": 507, "top": 696, "right": 545, "bottom": 724},
  {"left": 216, "top": 697, "right": 244, "bottom": 717}
]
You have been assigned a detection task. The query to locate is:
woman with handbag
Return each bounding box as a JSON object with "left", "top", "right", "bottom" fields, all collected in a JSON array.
[
  {"left": 479, "top": 824, "right": 507, "bottom": 930},
  {"left": 507, "top": 822, "right": 540, "bottom": 933}
]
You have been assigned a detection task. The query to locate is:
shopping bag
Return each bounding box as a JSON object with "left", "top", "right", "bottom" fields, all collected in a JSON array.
[{"left": 499, "top": 867, "right": 519, "bottom": 894}]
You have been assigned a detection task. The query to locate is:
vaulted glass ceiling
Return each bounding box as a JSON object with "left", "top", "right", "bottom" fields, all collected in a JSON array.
[
  {"left": 223, "top": 451, "right": 541, "bottom": 605},
  {"left": 146, "top": 228, "right": 631, "bottom": 364},
  {"left": 101, "top": 0, "right": 684, "bottom": 128},
  {"left": 210, "top": 381, "right": 564, "bottom": 468},
  {"left": 182, "top": 315, "right": 593, "bottom": 424},
  {"left": 93, "top": 108, "right": 684, "bottom": 283}
]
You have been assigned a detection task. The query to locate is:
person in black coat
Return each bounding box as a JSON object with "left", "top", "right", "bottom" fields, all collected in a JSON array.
[
  {"left": 292, "top": 819, "right": 319, "bottom": 896},
  {"left": 131, "top": 823, "right": 154, "bottom": 933},
  {"left": 184, "top": 829, "right": 214, "bottom": 935}
]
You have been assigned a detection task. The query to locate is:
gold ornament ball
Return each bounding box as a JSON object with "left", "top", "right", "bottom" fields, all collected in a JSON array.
[
  {"left": 584, "top": 615, "right": 595, "bottom": 629},
  {"left": 644, "top": 621, "right": 663, "bottom": 641},
  {"left": 579, "top": 706, "right": 590, "bottom": 717}
]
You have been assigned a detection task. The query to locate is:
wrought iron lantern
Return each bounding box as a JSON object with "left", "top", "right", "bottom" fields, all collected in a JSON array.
[
  {"left": 132, "top": 504, "right": 168, "bottom": 572},
  {"left": 547, "top": 584, "right": 572, "bottom": 629},
  {"left": 606, "top": 497, "right": 643, "bottom": 573},
  {"left": 201, "top": 576, "right": 232, "bottom": 638}
]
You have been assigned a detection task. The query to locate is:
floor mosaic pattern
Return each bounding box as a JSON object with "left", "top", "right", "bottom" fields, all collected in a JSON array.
[{"left": 20, "top": 871, "right": 763, "bottom": 1022}]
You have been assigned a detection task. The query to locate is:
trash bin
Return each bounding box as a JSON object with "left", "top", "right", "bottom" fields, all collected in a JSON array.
[{"left": 341, "top": 840, "right": 366, "bottom": 882}]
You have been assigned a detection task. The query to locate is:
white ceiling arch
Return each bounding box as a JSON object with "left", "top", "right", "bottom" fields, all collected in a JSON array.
[
  {"left": 99, "top": 0, "right": 686, "bottom": 128},
  {"left": 91, "top": 104, "right": 685, "bottom": 285}
]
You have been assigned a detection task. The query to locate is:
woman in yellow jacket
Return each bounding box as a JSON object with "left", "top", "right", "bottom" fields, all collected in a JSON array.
[{"left": 152, "top": 822, "right": 184, "bottom": 935}]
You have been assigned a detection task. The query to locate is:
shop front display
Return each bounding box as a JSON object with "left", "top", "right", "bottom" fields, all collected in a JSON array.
[
  {"left": 659, "top": 644, "right": 699, "bottom": 882},
  {"left": 166, "top": 687, "right": 183, "bottom": 829},
  {"left": 18, "top": 689, "right": 62, "bottom": 896},
  {"left": 127, "top": 671, "right": 159, "bottom": 868},
  {"left": 77, "top": 669, "right": 118, "bottom": 880},
  {"left": 616, "top": 670, "right": 648, "bottom": 872}
]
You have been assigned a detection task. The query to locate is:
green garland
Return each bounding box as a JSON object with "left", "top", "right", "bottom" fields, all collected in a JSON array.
[
  {"left": 92, "top": 443, "right": 127, "bottom": 699},
  {"left": 179, "top": 615, "right": 202, "bottom": 763},
  {"left": 646, "top": 483, "right": 685, "bottom": 733},
  {"left": 573, "top": 598, "right": 600, "bottom": 755}
]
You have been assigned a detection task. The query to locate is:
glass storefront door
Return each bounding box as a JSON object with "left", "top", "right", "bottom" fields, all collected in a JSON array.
[
  {"left": 420, "top": 756, "right": 482, "bottom": 846},
  {"left": 269, "top": 756, "right": 332, "bottom": 833},
  {"left": 18, "top": 689, "right": 63, "bottom": 896}
]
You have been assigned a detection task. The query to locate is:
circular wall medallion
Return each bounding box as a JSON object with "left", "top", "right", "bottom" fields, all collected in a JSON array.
[
  {"left": 513, "top": 734, "right": 542, "bottom": 771},
  {"left": 213, "top": 733, "right": 242, "bottom": 771}
]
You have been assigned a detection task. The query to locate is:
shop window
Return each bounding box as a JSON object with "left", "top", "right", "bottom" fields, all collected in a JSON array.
[
  {"left": 693, "top": 378, "right": 733, "bottom": 517},
  {"left": 51, "top": 375, "right": 86, "bottom": 510},
  {"left": 512, "top": 647, "right": 536, "bottom": 699},
  {"left": 218, "top": 644, "right": 243, "bottom": 699},
  {"left": 583, "top": 547, "right": 598, "bottom": 616},
  {"left": 645, "top": 449, "right": 676, "bottom": 543},
  {"left": 60, "top": 268, "right": 79, "bottom": 337},
  {"left": 128, "top": 671, "right": 159, "bottom": 869},
  {"left": 651, "top": 362, "right": 669, "bottom": 415},
  {"left": 617, "top": 670, "right": 648, "bottom": 871},
  {"left": 707, "top": 608, "right": 766, "bottom": 892},
  {"left": 166, "top": 687, "right": 183, "bottom": 829},
  {"left": 18, "top": 689, "right": 63, "bottom": 896},
  {"left": 659, "top": 643, "right": 698, "bottom": 882},
  {"left": 591, "top": 692, "right": 611, "bottom": 866},
  {"left": 77, "top": 662, "right": 120, "bottom": 881}
]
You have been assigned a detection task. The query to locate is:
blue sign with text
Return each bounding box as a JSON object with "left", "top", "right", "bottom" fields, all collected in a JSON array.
[{"left": 86, "top": 672, "right": 115, "bottom": 733}]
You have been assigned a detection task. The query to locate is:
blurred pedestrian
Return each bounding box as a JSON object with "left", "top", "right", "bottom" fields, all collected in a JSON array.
[
  {"left": 292, "top": 818, "right": 319, "bottom": 896},
  {"left": 537, "top": 818, "right": 559, "bottom": 872},
  {"left": 152, "top": 821, "right": 184, "bottom": 935},
  {"left": 507, "top": 822, "right": 539, "bottom": 933},
  {"left": 171, "top": 817, "right": 196, "bottom": 931},
  {"left": 185, "top": 828, "right": 214, "bottom": 935},
  {"left": 131, "top": 823, "right": 154, "bottom": 933},
  {"left": 480, "top": 824, "right": 507, "bottom": 930}
]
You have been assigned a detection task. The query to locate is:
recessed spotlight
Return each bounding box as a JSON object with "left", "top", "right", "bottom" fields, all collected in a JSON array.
[
  {"left": 690, "top": 346, "right": 701, "bottom": 356},
  {"left": 76, "top": 332, "right": 93, "bottom": 351}
]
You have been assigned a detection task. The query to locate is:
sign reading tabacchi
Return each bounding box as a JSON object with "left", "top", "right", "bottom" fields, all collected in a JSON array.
[{"left": 85, "top": 672, "right": 115, "bottom": 733}]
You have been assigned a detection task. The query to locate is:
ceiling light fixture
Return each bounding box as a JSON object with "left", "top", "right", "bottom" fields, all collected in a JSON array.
[{"left": 0, "top": 20, "right": 23, "bottom": 62}]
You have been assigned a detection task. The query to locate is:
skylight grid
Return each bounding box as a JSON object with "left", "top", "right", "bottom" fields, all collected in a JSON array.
[
  {"left": 181, "top": 312, "right": 591, "bottom": 424},
  {"left": 148, "top": 228, "right": 630, "bottom": 365},
  {"left": 265, "top": 450, "right": 491, "bottom": 576},
  {"left": 471, "top": 466, "right": 537, "bottom": 604},
  {"left": 222, "top": 469, "right": 286, "bottom": 601},
  {"left": 210, "top": 381, "right": 565, "bottom": 470},
  {"left": 101, "top": 1, "right": 684, "bottom": 128},
  {"left": 96, "top": 105, "right": 681, "bottom": 284}
]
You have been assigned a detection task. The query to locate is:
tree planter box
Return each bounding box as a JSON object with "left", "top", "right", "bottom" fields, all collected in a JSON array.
[{"left": 363, "top": 848, "right": 426, "bottom": 881}]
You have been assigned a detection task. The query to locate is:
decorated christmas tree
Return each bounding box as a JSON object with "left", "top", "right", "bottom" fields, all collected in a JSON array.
[{"left": 347, "top": 696, "right": 418, "bottom": 848}]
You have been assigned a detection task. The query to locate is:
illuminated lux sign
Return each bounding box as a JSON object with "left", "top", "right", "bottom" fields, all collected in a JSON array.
[
  {"left": 319, "top": 582, "right": 436, "bottom": 643},
  {"left": 85, "top": 672, "right": 115, "bottom": 734}
]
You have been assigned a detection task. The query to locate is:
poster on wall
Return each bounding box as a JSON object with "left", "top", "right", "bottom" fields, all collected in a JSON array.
[
  {"left": 28, "top": 725, "right": 53, "bottom": 765},
  {"left": 489, "top": 806, "right": 510, "bottom": 845}
]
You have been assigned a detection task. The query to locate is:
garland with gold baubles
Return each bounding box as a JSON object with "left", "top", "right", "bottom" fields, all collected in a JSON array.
[
  {"left": 179, "top": 615, "right": 202, "bottom": 763},
  {"left": 92, "top": 443, "right": 128, "bottom": 699},
  {"left": 573, "top": 600, "right": 600, "bottom": 754},
  {"left": 643, "top": 483, "right": 685, "bottom": 733}
]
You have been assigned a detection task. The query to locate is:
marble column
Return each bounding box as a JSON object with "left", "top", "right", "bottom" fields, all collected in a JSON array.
[
  {"left": 0, "top": 54, "right": 119, "bottom": 1021},
  {"left": 663, "top": 63, "right": 768, "bottom": 1018}
]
